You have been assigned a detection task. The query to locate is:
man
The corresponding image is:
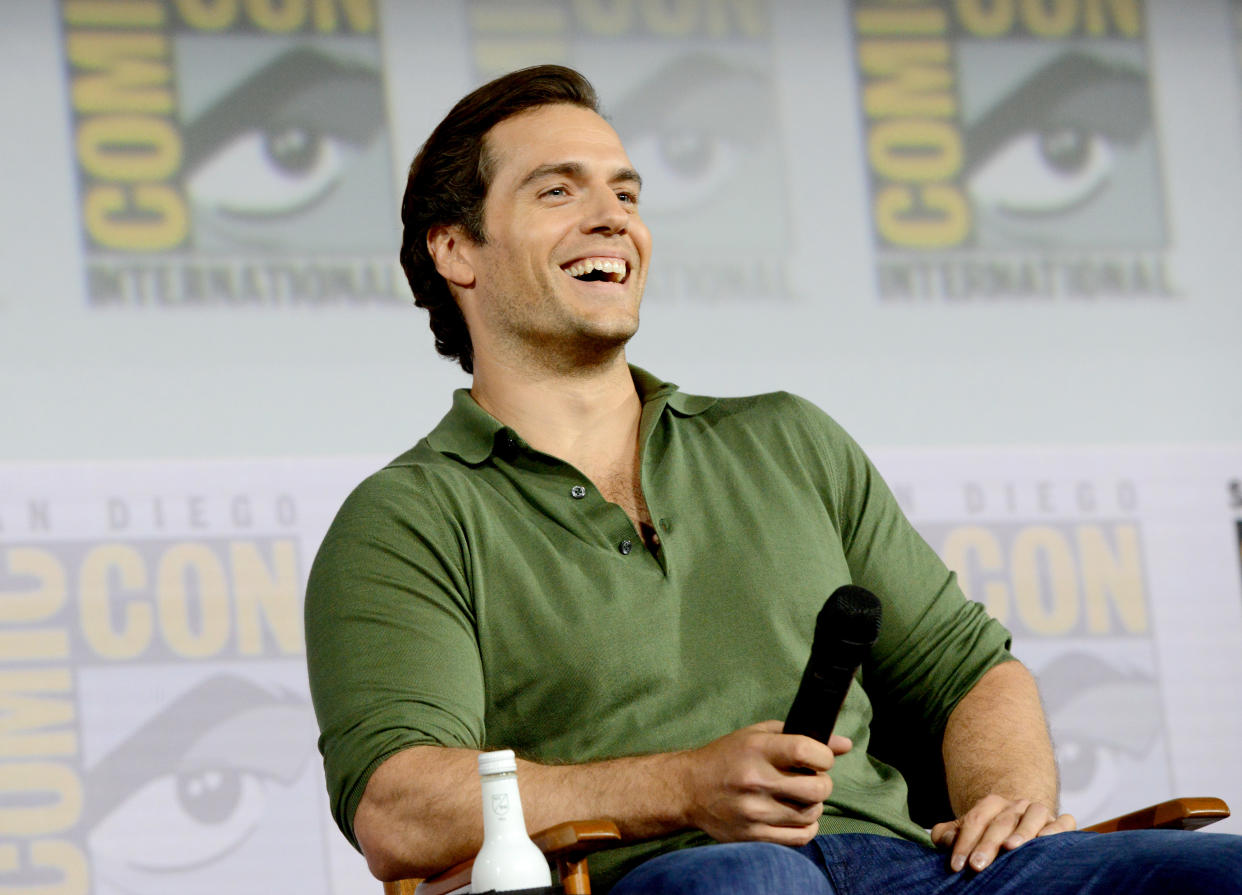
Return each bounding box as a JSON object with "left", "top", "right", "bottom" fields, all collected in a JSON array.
[{"left": 305, "top": 65, "right": 1241, "bottom": 893}]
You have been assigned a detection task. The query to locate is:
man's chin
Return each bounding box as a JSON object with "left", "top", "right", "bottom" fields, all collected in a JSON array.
[{"left": 541, "top": 323, "right": 639, "bottom": 373}]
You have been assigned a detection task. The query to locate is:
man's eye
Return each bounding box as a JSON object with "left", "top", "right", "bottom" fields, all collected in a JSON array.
[
  {"left": 616, "top": 191, "right": 638, "bottom": 205},
  {"left": 542, "top": 187, "right": 568, "bottom": 198}
]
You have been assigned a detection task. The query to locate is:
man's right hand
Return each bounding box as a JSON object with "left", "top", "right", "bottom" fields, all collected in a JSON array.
[
  {"left": 355, "top": 722, "right": 851, "bottom": 880},
  {"left": 678, "top": 720, "right": 852, "bottom": 846}
]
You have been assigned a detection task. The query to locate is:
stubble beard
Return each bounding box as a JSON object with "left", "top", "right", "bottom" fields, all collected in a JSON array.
[{"left": 496, "top": 280, "right": 640, "bottom": 376}]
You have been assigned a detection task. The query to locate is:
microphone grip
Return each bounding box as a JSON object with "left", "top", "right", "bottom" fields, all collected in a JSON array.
[
  {"left": 783, "top": 585, "right": 881, "bottom": 754},
  {"left": 783, "top": 656, "right": 861, "bottom": 744}
]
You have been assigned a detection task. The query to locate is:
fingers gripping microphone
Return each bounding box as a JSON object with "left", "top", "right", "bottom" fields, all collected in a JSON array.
[{"left": 784, "top": 585, "right": 882, "bottom": 743}]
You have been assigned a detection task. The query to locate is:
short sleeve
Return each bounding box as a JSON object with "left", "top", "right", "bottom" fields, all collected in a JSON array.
[
  {"left": 787, "top": 395, "right": 1014, "bottom": 738},
  {"left": 304, "top": 466, "right": 485, "bottom": 850}
]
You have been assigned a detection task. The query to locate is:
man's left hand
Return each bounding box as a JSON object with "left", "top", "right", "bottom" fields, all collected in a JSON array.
[{"left": 930, "top": 794, "right": 1076, "bottom": 873}]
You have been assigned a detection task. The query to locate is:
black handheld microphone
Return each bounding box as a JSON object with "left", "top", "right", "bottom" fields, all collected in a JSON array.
[{"left": 784, "top": 585, "right": 882, "bottom": 743}]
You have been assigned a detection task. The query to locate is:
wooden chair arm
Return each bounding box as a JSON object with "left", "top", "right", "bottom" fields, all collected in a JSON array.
[
  {"left": 386, "top": 799, "right": 1233, "bottom": 894},
  {"left": 1082, "top": 797, "right": 1231, "bottom": 834},
  {"left": 393, "top": 819, "right": 623, "bottom": 895},
  {"left": 382, "top": 881, "right": 419, "bottom": 895},
  {"left": 534, "top": 820, "right": 624, "bottom": 894}
]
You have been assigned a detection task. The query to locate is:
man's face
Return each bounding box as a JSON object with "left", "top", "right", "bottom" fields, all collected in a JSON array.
[{"left": 455, "top": 103, "right": 652, "bottom": 370}]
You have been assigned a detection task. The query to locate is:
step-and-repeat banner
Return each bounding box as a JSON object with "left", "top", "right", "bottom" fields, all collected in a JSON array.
[
  {"left": 3, "top": 1, "right": 1242, "bottom": 893},
  {"left": 3, "top": 449, "right": 1241, "bottom": 893}
]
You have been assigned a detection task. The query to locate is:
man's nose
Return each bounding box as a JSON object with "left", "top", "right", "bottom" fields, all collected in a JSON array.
[{"left": 582, "top": 189, "right": 629, "bottom": 235}]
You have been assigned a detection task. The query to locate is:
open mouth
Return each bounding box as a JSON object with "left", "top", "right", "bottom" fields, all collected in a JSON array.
[{"left": 561, "top": 257, "right": 629, "bottom": 284}]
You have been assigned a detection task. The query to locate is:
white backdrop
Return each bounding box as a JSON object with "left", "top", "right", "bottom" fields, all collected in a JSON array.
[{"left": 2, "top": 1, "right": 1241, "bottom": 892}]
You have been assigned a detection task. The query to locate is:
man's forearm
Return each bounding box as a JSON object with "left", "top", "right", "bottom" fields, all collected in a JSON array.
[
  {"left": 932, "top": 658, "right": 1075, "bottom": 873},
  {"left": 353, "top": 745, "right": 689, "bottom": 881},
  {"left": 353, "top": 722, "right": 845, "bottom": 882},
  {"left": 941, "top": 659, "right": 1059, "bottom": 815}
]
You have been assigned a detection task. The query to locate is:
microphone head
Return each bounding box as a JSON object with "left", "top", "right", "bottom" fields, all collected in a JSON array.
[{"left": 816, "top": 585, "right": 882, "bottom": 648}]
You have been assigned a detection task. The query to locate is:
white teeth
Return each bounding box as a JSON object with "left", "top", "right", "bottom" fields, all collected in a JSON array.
[{"left": 563, "top": 258, "right": 628, "bottom": 281}]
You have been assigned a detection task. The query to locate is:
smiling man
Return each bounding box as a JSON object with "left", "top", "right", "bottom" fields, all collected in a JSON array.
[{"left": 305, "top": 66, "right": 1242, "bottom": 894}]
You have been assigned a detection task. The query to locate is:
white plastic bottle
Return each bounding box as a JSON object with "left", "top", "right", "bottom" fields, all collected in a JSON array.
[{"left": 470, "top": 750, "right": 553, "bottom": 893}]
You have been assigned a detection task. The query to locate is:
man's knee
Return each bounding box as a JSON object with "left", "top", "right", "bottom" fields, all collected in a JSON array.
[{"left": 610, "top": 841, "right": 835, "bottom": 895}]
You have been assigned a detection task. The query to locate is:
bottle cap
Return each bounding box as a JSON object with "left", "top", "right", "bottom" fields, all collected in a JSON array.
[{"left": 477, "top": 749, "right": 517, "bottom": 776}]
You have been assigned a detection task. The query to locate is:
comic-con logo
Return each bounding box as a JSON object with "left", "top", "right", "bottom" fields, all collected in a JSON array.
[
  {"left": 918, "top": 517, "right": 1170, "bottom": 823},
  {"left": 1, "top": 531, "right": 319, "bottom": 895},
  {"left": 851, "top": 0, "right": 1173, "bottom": 301},
  {"left": 61, "top": 0, "right": 401, "bottom": 307},
  {"left": 465, "top": 0, "right": 790, "bottom": 303}
]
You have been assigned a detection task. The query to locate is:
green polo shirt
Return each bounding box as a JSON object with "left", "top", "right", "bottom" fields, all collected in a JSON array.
[{"left": 305, "top": 368, "right": 1013, "bottom": 889}]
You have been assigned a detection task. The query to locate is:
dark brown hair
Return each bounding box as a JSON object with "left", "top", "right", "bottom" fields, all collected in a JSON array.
[{"left": 399, "top": 65, "right": 600, "bottom": 373}]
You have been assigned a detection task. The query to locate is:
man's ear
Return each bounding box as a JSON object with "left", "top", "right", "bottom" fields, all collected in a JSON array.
[{"left": 427, "top": 224, "right": 477, "bottom": 289}]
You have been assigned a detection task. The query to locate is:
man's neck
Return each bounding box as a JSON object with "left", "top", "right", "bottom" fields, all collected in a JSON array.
[{"left": 469, "top": 350, "right": 642, "bottom": 471}]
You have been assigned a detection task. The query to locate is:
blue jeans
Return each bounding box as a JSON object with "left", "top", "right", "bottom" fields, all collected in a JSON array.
[{"left": 608, "top": 830, "right": 1242, "bottom": 894}]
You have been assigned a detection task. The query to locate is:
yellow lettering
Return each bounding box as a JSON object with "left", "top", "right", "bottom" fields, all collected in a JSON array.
[
  {"left": 313, "top": 0, "right": 375, "bottom": 31},
  {"left": 175, "top": 0, "right": 238, "bottom": 29},
  {"left": 0, "top": 841, "right": 89, "bottom": 895},
  {"left": 0, "top": 548, "right": 68, "bottom": 662},
  {"left": 68, "top": 34, "right": 172, "bottom": 115},
  {"left": 1021, "top": 0, "right": 1076, "bottom": 36},
  {"left": 855, "top": 7, "right": 947, "bottom": 35},
  {"left": 246, "top": 0, "right": 306, "bottom": 31},
  {"left": 231, "top": 540, "right": 302, "bottom": 655},
  {"left": 941, "top": 526, "right": 1009, "bottom": 623},
  {"left": 0, "top": 763, "right": 82, "bottom": 836},
  {"left": 83, "top": 184, "right": 188, "bottom": 251},
  {"left": 157, "top": 544, "right": 230, "bottom": 658},
  {"left": 957, "top": 0, "right": 1139, "bottom": 36},
  {"left": 0, "top": 670, "right": 76, "bottom": 759},
  {"left": 0, "top": 631, "right": 69, "bottom": 663},
  {"left": 954, "top": 0, "right": 1013, "bottom": 36},
  {"left": 1084, "top": 0, "right": 1140, "bottom": 35},
  {"left": 77, "top": 115, "right": 180, "bottom": 181},
  {"left": 0, "top": 549, "right": 67, "bottom": 624},
  {"left": 1011, "top": 526, "right": 1079, "bottom": 635},
  {"left": 859, "top": 41, "right": 955, "bottom": 118},
  {"left": 79, "top": 544, "right": 152, "bottom": 660},
  {"left": 63, "top": 0, "right": 164, "bottom": 26},
  {"left": 1078, "top": 524, "right": 1148, "bottom": 634},
  {"left": 876, "top": 183, "right": 971, "bottom": 247},
  {"left": 870, "top": 119, "right": 962, "bottom": 181}
]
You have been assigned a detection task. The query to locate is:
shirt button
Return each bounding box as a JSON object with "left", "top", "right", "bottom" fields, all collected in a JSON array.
[
  {"left": 659, "top": 518, "right": 671, "bottom": 532},
  {"left": 618, "top": 539, "right": 633, "bottom": 555},
  {"left": 570, "top": 485, "right": 587, "bottom": 499}
]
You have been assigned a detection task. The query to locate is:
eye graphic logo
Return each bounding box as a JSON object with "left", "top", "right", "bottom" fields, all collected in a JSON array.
[
  {"left": 61, "top": 0, "right": 401, "bottom": 308},
  {"left": 181, "top": 45, "right": 390, "bottom": 254},
  {"left": 1037, "top": 652, "right": 1168, "bottom": 823},
  {"left": 959, "top": 48, "right": 1161, "bottom": 250},
  {"left": 85, "top": 674, "right": 326, "bottom": 895},
  {"left": 852, "top": 0, "right": 1173, "bottom": 302}
]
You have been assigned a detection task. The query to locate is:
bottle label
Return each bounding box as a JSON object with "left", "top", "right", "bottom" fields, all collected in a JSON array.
[{"left": 490, "top": 793, "right": 511, "bottom": 819}]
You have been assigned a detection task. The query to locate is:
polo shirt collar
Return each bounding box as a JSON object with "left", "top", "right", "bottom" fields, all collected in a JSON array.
[{"left": 426, "top": 365, "right": 716, "bottom": 464}]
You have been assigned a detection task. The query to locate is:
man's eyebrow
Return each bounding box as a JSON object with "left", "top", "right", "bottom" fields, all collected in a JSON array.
[
  {"left": 614, "top": 167, "right": 643, "bottom": 189},
  {"left": 517, "top": 162, "right": 643, "bottom": 191}
]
